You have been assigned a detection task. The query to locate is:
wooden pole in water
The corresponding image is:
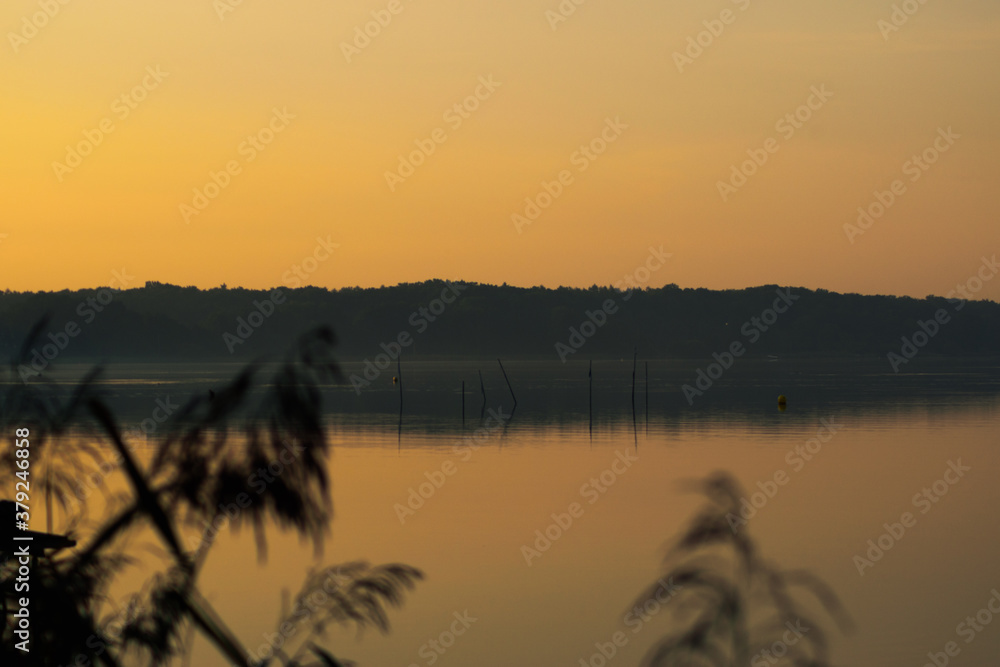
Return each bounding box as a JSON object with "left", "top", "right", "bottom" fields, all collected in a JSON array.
[
  {"left": 631, "top": 349, "right": 637, "bottom": 443},
  {"left": 478, "top": 370, "right": 486, "bottom": 419},
  {"left": 498, "top": 359, "right": 517, "bottom": 409},
  {"left": 397, "top": 356, "right": 403, "bottom": 440},
  {"left": 644, "top": 361, "right": 649, "bottom": 426},
  {"left": 631, "top": 350, "right": 637, "bottom": 420},
  {"left": 397, "top": 357, "right": 403, "bottom": 409}
]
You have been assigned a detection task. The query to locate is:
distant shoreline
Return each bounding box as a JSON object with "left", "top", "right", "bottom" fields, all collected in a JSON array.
[{"left": 3, "top": 281, "right": 999, "bottom": 365}]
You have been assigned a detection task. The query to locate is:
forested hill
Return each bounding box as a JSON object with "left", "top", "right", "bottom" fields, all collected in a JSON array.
[{"left": 1, "top": 280, "right": 998, "bottom": 363}]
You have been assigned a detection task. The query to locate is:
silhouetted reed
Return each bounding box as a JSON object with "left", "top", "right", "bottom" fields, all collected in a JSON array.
[
  {"left": 635, "top": 471, "right": 853, "bottom": 667},
  {"left": 1, "top": 322, "right": 422, "bottom": 666}
]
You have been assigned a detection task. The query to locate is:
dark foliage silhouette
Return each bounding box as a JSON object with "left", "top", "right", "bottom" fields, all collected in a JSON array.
[
  {"left": 2, "top": 281, "right": 999, "bottom": 361},
  {"left": 636, "top": 471, "right": 852, "bottom": 667},
  {"left": 1, "top": 322, "right": 422, "bottom": 666}
]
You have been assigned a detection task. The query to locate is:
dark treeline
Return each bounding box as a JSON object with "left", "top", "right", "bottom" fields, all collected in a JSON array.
[{"left": 1, "top": 280, "right": 998, "bottom": 363}]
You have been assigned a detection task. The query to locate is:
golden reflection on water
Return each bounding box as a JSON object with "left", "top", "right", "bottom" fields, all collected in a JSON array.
[{"left": 50, "top": 401, "right": 1000, "bottom": 667}]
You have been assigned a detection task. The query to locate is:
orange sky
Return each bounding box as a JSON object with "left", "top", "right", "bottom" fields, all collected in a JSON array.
[{"left": 2, "top": 0, "right": 998, "bottom": 300}]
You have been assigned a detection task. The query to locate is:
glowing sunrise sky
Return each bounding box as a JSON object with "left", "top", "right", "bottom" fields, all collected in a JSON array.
[{"left": 2, "top": 0, "right": 998, "bottom": 299}]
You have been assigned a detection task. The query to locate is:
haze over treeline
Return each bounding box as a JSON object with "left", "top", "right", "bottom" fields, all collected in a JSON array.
[{"left": 1, "top": 280, "right": 998, "bottom": 366}]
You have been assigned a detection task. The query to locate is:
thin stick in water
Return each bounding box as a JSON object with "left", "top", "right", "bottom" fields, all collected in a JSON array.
[
  {"left": 631, "top": 349, "right": 637, "bottom": 445},
  {"left": 479, "top": 369, "right": 486, "bottom": 420},
  {"left": 397, "top": 356, "right": 403, "bottom": 442},
  {"left": 631, "top": 349, "right": 637, "bottom": 420},
  {"left": 498, "top": 359, "right": 517, "bottom": 408}
]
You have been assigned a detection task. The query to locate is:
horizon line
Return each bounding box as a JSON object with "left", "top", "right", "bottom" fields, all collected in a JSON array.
[{"left": 4, "top": 279, "right": 997, "bottom": 306}]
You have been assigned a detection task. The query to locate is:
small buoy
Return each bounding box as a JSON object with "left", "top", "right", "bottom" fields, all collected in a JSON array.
[
  {"left": 392, "top": 377, "right": 398, "bottom": 384},
  {"left": 777, "top": 394, "right": 787, "bottom": 410}
]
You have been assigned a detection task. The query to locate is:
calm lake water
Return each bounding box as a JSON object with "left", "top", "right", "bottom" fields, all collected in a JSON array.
[{"left": 24, "top": 358, "right": 1000, "bottom": 666}]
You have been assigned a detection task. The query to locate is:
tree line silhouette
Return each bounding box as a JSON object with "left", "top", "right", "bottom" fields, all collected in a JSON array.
[{"left": 1, "top": 281, "right": 998, "bottom": 363}]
